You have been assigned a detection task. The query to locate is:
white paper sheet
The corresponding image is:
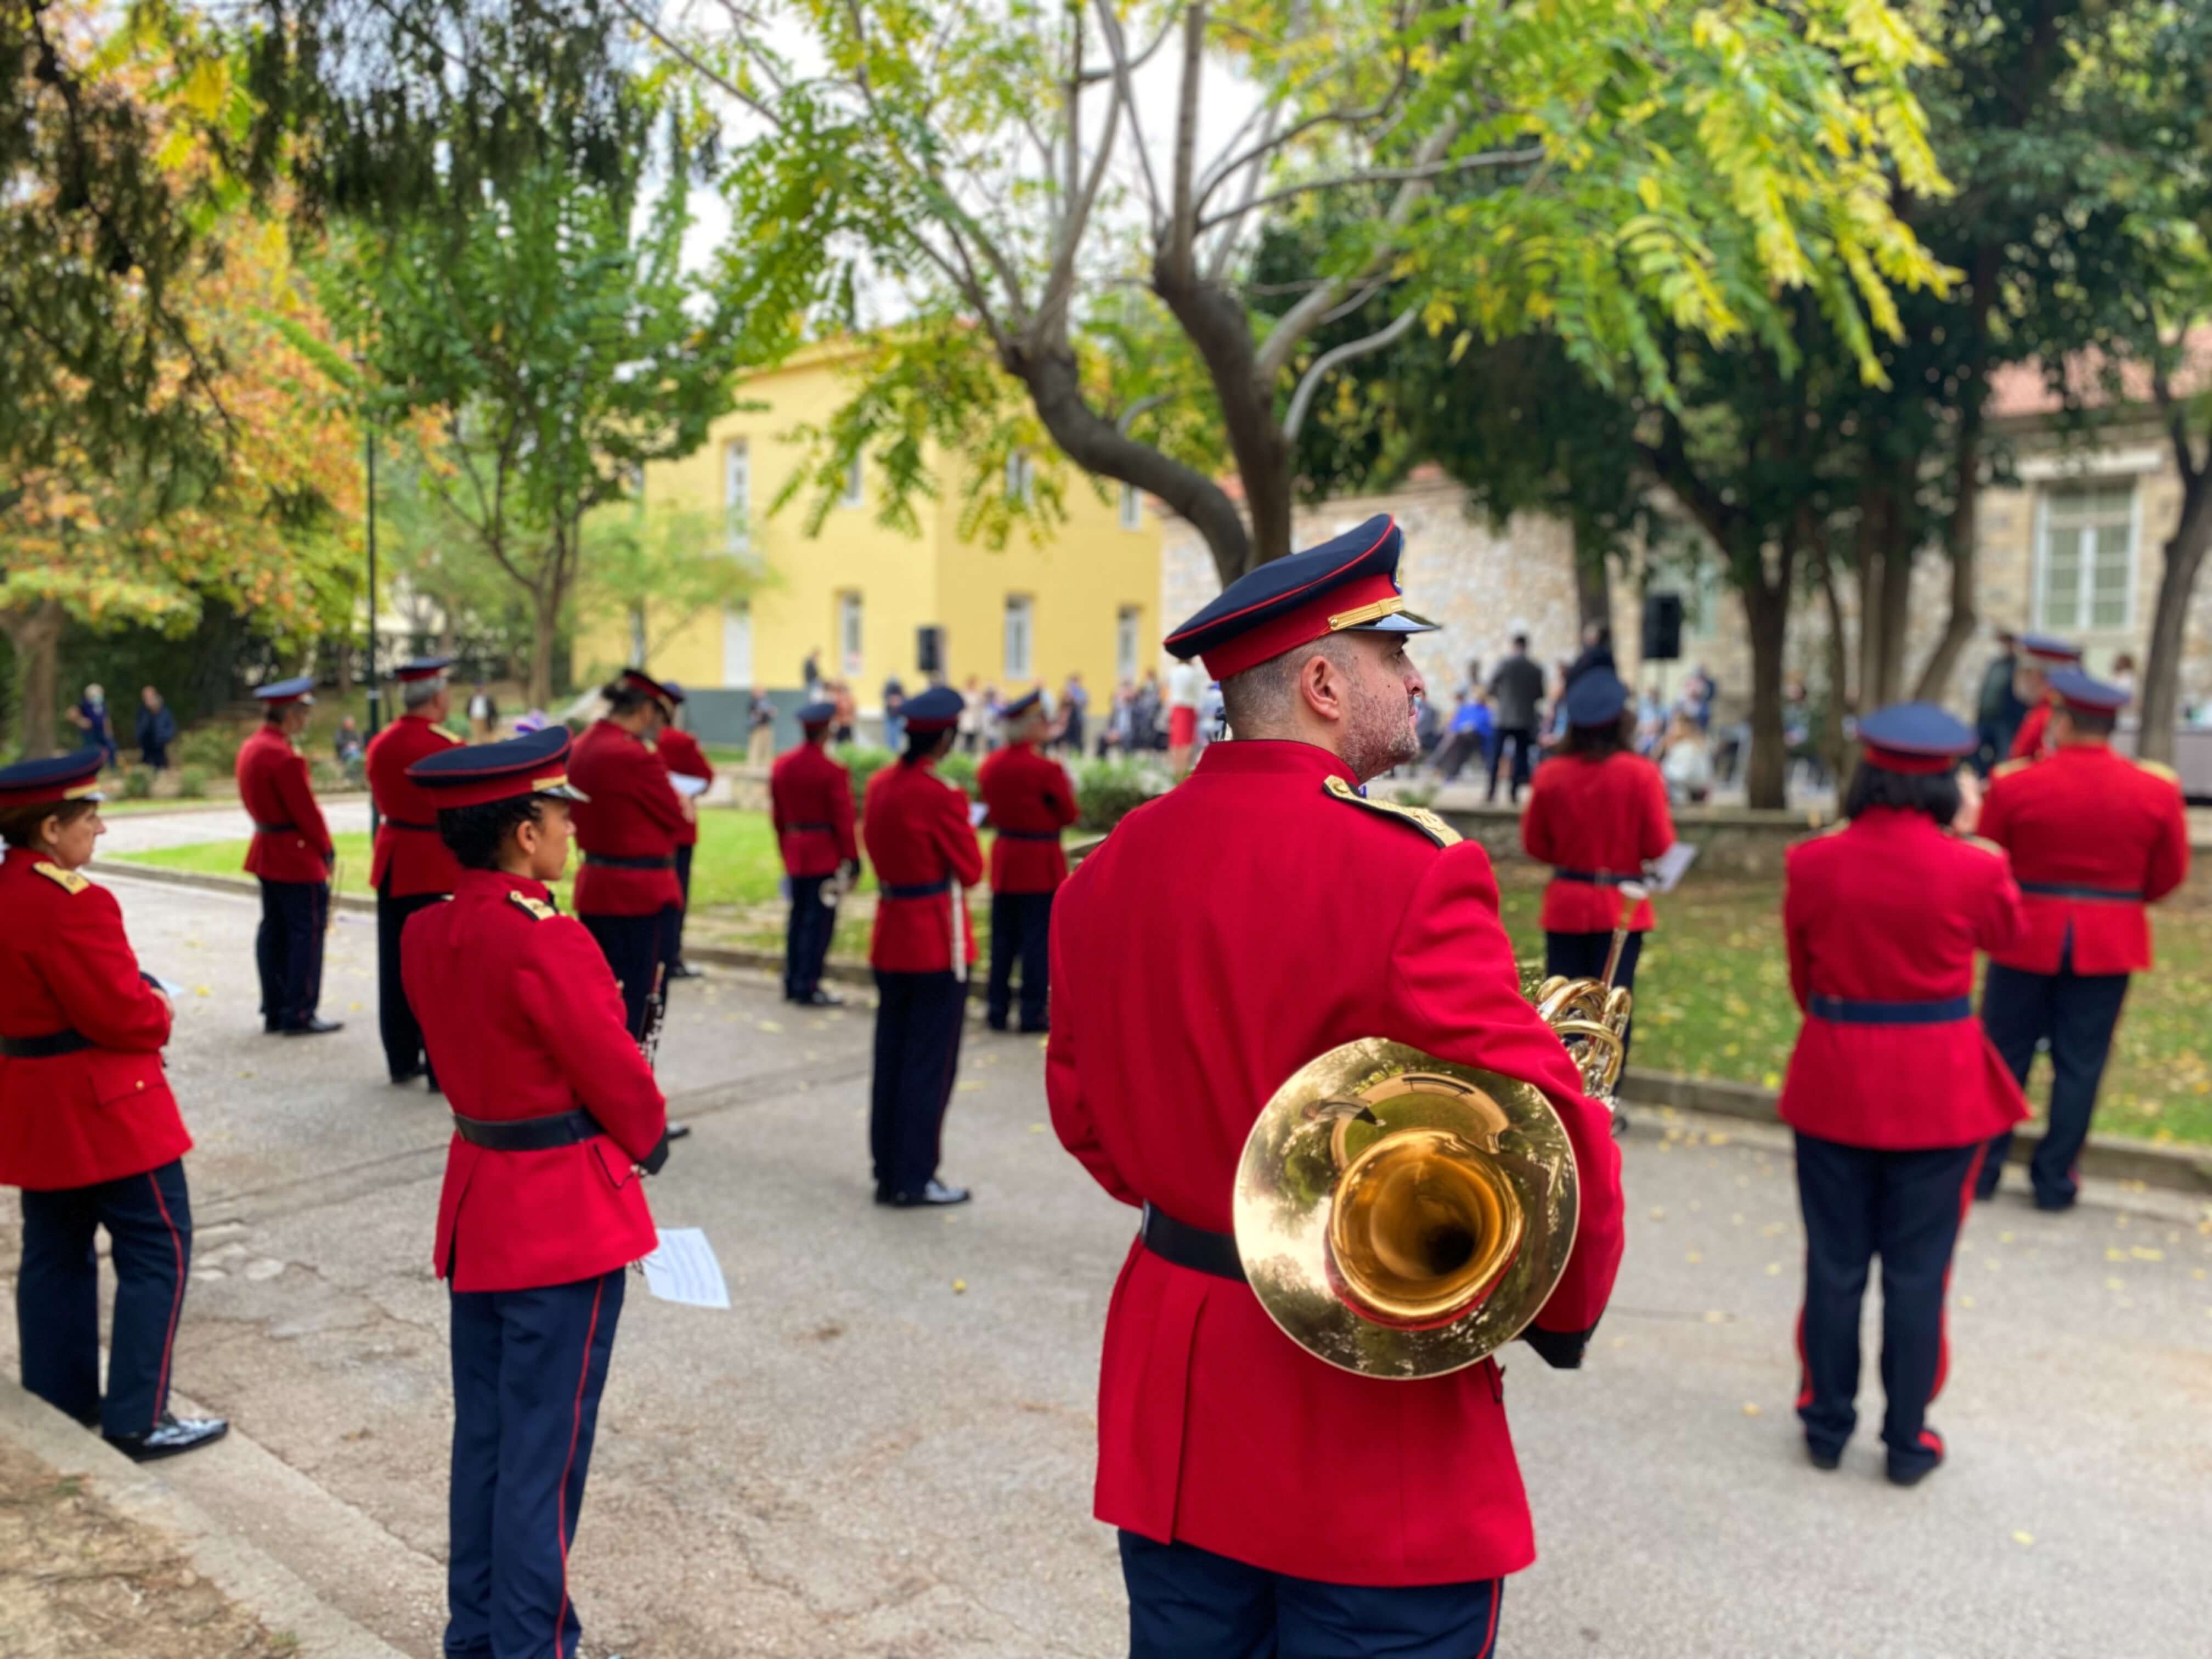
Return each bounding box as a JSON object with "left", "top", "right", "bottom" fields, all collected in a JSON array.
[
  {"left": 968, "top": 801, "right": 989, "bottom": 828},
  {"left": 640, "top": 1228, "right": 730, "bottom": 1310},
  {"left": 670, "top": 772, "right": 711, "bottom": 798},
  {"left": 1647, "top": 842, "right": 1699, "bottom": 894},
  {"left": 150, "top": 975, "right": 187, "bottom": 997}
]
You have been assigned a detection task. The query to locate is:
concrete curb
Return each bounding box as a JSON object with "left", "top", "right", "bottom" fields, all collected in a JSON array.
[
  {"left": 0, "top": 1380, "right": 409, "bottom": 1658},
  {"left": 93, "top": 861, "right": 2212, "bottom": 1198}
]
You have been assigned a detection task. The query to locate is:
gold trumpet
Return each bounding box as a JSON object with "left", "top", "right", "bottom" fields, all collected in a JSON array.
[{"left": 1230, "top": 884, "right": 1643, "bottom": 1380}]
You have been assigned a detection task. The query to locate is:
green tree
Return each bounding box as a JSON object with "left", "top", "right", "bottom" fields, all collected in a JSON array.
[
  {"left": 574, "top": 498, "right": 764, "bottom": 681},
  {"left": 643, "top": 0, "right": 1950, "bottom": 591}
]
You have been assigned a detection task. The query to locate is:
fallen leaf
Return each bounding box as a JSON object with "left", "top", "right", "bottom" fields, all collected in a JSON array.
[
  {"left": 1685, "top": 1251, "right": 1703, "bottom": 1264},
  {"left": 951, "top": 1278, "right": 967, "bottom": 1294},
  {"left": 2130, "top": 1248, "right": 2163, "bottom": 1261},
  {"left": 758, "top": 1019, "right": 783, "bottom": 1032},
  {"left": 1650, "top": 1206, "right": 1667, "bottom": 1221},
  {"left": 1029, "top": 1123, "right": 1047, "bottom": 1133},
  {"left": 1741, "top": 1403, "right": 1761, "bottom": 1417},
  {"left": 1765, "top": 1262, "right": 1782, "bottom": 1276},
  {"left": 2012, "top": 1532, "right": 2034, "bottom": 1548}
]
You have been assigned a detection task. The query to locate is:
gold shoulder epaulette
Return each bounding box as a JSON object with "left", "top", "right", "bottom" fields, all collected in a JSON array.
[
  {"left": 31, "top": 861, "right": 88, "bottom": 895},
  {"left": 2136, "top": 757, "right": 2180, "bottom": 783},
  {"left": 1322, "top": 775, "right": 1462, "bottom": 848},
  {"left": 1956, "top": 833, "right": 2006, "bottom": 857},
  {"left": 1991, "top": 758, "right": 2032, "bottom": 779},
  {"left": 507, "top": 892, "right": 557, "bottom": 921}
]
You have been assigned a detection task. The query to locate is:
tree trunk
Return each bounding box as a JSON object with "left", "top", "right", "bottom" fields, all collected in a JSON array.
[
  {"left": 1, "top": 600, "right": 65, "bottom": 761},
  {"left": 1815, "top": 548, "right": 1853, "bottom": 785},
  {"left": 527, "top": 586, "right": 561, "bottom": 710},
  {"left": 1913, "top": 346, "right": 1990, "bottom": 704},
  {"left": 1854, "top": 544, "right": 1881, "bottom": 719},
  {"left": 1573, "top": 527, "right": 1613, "bottom": 631},
  {"left": 2137, "top": 488, "right": 2212, "bottom": 765},
  {"left": 1741, "top": 577, "right": 1792, "bottom": 810}
]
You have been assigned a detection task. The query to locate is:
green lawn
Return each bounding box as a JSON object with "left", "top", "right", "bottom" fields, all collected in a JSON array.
[{"left": 113, "top": 815, "right": 2212, "bottom": 1146}]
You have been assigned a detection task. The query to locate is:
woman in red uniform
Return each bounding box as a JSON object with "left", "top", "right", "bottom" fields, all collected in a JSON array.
[
  {"left": 0, "top": 751, "right": 227, "bottom": 1459},
  {"left": 568, "top": 668, "right": 689, "bottom": 1038},
  {"left": 1520, "top": 669, "right": 1674, "bottom": 1052},
  {"left": 1777, "top": 704, "right": 2025, "bottom": 1485}
]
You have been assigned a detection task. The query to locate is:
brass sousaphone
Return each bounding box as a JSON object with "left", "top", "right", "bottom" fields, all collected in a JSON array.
[{"left": 1231, "top": 884, "right": 1644, "bottom": 1380}]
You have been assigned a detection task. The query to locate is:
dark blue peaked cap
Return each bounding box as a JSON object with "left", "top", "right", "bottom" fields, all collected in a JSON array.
[
  {"left": 1163, "top": 514, "right": 1437, "bottom": 678},
  {"left": 901, "top": 686, "right": 965, "bottom": 732},
  {"left": 2046, "top": 668, "right": 2129, "bottom": 713},
  {"left": 796, "top": 700, "right": 837, "bottom": 726},
  {"left": 0, "top": 749, "right": 105, "bottom": 809},
  {"left": 1002, "top": 687, "right": 1051, "bottom": 720},
  {"left": 407, "top": 726, "right": 588, "bottom": 806},
  {"left": 1858, "top": 702, "right": 1974, "bottom": 774},
  {"left": 1564, "top": 671, "right": 1629, "bottom": 728},
  {"left": 254, "top": 675, "right": 316, "bottom": 705}
]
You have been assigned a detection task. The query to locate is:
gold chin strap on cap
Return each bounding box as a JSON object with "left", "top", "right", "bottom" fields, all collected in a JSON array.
[{"left": 1326, "top": 596, "right": 1407, "bottom": 631}]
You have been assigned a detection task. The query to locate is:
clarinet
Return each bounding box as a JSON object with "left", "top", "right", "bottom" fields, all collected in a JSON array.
[{"left": 635, "top": 962, "right": 678, "bottom": 1172}]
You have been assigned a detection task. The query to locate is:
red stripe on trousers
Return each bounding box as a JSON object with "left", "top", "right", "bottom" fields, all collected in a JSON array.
[
  {"left": 1930, "top": 1146, "right": 1988, "bottom": 1405},
  {"left": 1477, "top": 1579, "right": 1504, "bottom": 1657},
  {"left": 1792, "top": 1297, "right": 1813, "bottom": 1410},
  {"left": 146, "top": 1172, "right": 187, "bottom": 1429},
  {"left": 552, "top": 1277, "right": 606, "bottom": 1658}
]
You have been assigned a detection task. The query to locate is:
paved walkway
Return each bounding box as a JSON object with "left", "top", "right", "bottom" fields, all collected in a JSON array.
[
  {"left": 98, "top": 799, "right": 374, "bottom": 855},
  {"left": 3, "top": 870, "right": 2207, "bottom": 1657}
]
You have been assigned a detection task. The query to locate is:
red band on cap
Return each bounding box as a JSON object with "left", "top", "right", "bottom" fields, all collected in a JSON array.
[
  {"left": 1198, "top": 573, "right": 1401, "bottom": 680},
  {"left": 1862, "top": 745, "right": 1959, "bottom": 776}
]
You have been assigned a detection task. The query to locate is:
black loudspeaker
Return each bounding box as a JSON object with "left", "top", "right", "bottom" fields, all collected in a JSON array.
[
  {"left": 1642, "top": 592, "right": 1684, "bottom": 662},
  {"left": 917, "top": 625, "right": 944, "bottom": 675}
]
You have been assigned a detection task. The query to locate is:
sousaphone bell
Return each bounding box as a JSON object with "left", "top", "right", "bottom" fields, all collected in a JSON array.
[{"left": 1231, "top": 884, "right": 1645, "bottom": 1380}]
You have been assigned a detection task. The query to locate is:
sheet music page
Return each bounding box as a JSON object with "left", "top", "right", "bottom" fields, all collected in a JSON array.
[
  {"left": 640, "top": 1228, "right": 731, "bottom": 1310},
  {"left": 1648, "top": 842, "right": 1699, "bottom": 894}
]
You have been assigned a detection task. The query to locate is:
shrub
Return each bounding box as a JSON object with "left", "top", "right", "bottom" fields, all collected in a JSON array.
[
  {"left": 832, "top": 743, "right": 894, "bottom": 798},
  {"left": 120, "top": 767, "right": 155, "bottom": 799},
  {"left": 935, "top": 749, "right": 980, "bottom": 795},
  {"left": 1072, "top": 759, "right": 1163, "bottom": 832},
  {"left": 177, "top": 765, "right": 210, "bottom": 799},
  {"left": 1390, "top": 780, "right": 1440, "bottom": 810},
  {"left": 173, "top": 724, "right": 238, "bottom": 772},
  {"left": 311, "top": 759, "right": 350, "bottom": 792}
]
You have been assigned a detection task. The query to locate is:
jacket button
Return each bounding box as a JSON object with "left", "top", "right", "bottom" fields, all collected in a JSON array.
[{"left": 136, "top": 1080, "right": 145, "bottom": 1089}]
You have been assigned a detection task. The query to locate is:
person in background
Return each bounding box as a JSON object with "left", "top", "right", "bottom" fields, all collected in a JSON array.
[
  {"left": 1635, "top": 684, "right": 1667, "bottom": 755},
  {"left": 882, "top": 677, "right": 907, "bottom": 752},
  {"left": 958, "top": 677, "right": 986, "bottom": 754},
  {"left": 746, "top": 686, "right": 775, "bottom": 767},
  {"left": 1135, "top": 670, "right": 1164, "bottom": 752},
  {"left": 977, "top": 689, "right": 1077, "bottom": 1034},
  {"left": 69, "top": 685, "right": 117, "bottom": 771},
  {"left": 1165, "top": 654, "right": 1204, "bottom": 777},
  {"left": 464, "top": 681, "right": 499, "bottom": 740},
  {"left": 982, "top": 684, "right": 1005, "bottom": 752},
  {"left": 2004, "top": 634, "right": 2083, "bottom": 763},
  {"left": 802, "top": 648, "right": 823, "bottom": 701},
  {"left": 334, "top": 715, "right": 365, "bottom": 771},
  {"left": 1973, "top": 628, "right": 2024, "bottom": 776},
  {"left": 0, "top": 751, "right": 229, "bottom": 1463},
  {"left": 235, "top": 678, "right": 340, "bottom": 1037},
  {"left": 1520, "top": 670, "right": 1673, "bottom": 1071},
  {"left": 1657, "top": 710, "right": 1713, "bottom": 804},
  {"left": 1778, "top": 704, "right": 2025, "bottom": 1486},
  {"left": 1485, "top": 634, "right": 1545, "bottom": 803},
  {"left": 653, "top": 683, "right": 714, "bottom": 980},
  {"left": 2107, "top": 652, "right": 2137, "bottom": 702},
  {"left": 1566, "top": 621, "right": 1616, "bottom": 686},
  {"left": 1430, "top": 690, "right": 1490, "bottom": 782},
  {"left": 363, "top": 656, "right": 462, "bottom": 1090},
  {"left": 569, "top": 670, "right": 688, "bottom": 1040},
  {"left": 831, "top": 679, "right": 857, "bottom": 746},
  {"left": 135, "top": 686, "right": 176, "bottom": 773},
  {"left": 1062, "top": 672, "right": 1089, "bottom": 756},
  {"left": 1414, "top": 690, "right": 1445, "bottom": 761},
  {"left": 770, "top": 701, "right": 860, "bottom": 1006}
]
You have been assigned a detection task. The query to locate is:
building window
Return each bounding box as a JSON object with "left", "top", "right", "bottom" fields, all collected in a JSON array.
[
  {"left": 1003, "top": 595, "right": 1034, "bottom": 681},
  {"left": 1116, "top": 606, "right": 1141, "bottom": 684},
  {"left": 1119, "top": 481, "right": 1142, "bottom": 531},
  {"left": 840, "top": 452, "right": 864, "bottom": 509},
  {"left": 2037, "top": 483, "right": 2135, "bottom": 632},
  {"left": 1005, "top": 449, "right": 1035, "bottom": 505},
  {"left": 723, "top": 440, "right": 750, "bottom": 552},
  {"left": 838, "top": 591, "right": 864, "bottom": 677}
]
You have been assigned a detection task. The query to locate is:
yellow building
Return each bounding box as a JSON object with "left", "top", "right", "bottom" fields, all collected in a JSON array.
[{"left": 579, "top": 346, "right": 1162, "bottom": 723}]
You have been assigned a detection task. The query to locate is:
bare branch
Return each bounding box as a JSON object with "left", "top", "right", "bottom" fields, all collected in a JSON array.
[
  {"left": 1194, "top": 55, "right": 1415, "bottom": 211},
  {"left": 1197, "top": 146, "right": 1540, "bottom": 234},
  {"left": 1202, "top": 103, "right": 1279, "bottom": 283},
  {"left": 1038, "top": 44, "right": 1126, "bottom": 336},
  {"left": 609, "top": 0, "right": 781, "bottom": 125},
  {"left": 1282, "top": 304, "right": 1418, "bottom": 440},
  {"left": 1115, "top": 393, "right": 1170, "bottom": 434},
  {"left": 1163, "top": 1, "right": 1207, "bottom": 278},
  {"left": 1076, "top": 8, "right": 1177, "bottom": 84},
  {"left": 1090, "top": 0, "right": 1165, "bottom": 227}
]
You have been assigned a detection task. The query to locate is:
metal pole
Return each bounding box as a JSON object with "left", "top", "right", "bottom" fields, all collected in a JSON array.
[{"left": 364, "top": 409, "right": 381, "bottom": 837}]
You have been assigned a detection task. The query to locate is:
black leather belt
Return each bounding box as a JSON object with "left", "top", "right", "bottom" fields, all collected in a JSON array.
[
  {"left": 451, "top": 1108, "right": 605, "bottom": 1150},
  {"left": 996, "top": 829, "right": 1061, "bottom": 841},
  {"left": 1553, "top": 868, "right": 1634, "bottom": 885},
  {"left": 253, "top": 821, "right": 297, "bottom": 835},
  {"left": 384, "top": 816, "right": 436, "bottom": 832},
  {"left": 1140, "top": 1204, "right": 1245, "bottom": 1283},
  {"left": 883, "top": 878, "right": 951, "bottom": 899},
  {"left": 583, "top": 853, "right": 675, "bottom": 870},
  {"left": 2019, "top": 881, "right": 2142, "bottom": 901},
  {"left": 1, "top": 1029, "right": 94, "bottom": 1059},
  {"left": 1809, "top": 994, "right": 1972, "bottom": 1026}
]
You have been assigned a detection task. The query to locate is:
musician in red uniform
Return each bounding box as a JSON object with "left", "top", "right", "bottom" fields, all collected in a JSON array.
[
  {"left": 770, "top": 699, "right": 859, "bottom": 1006},
  {"left": 977, "top": 686, "right": 1077, "bottom": 1034},
  {"left": 1975, "top": 669, "right": 2190, "bottom": 1209},
  {"left": 0, "top": 751, "right": 227, "bottom": 1461},
  {"left": 1520, "top": 668, "right": 1673, "bottom": 1064},
  {"left": 862, "top": 684, "right": 983, "bottom": 1208},
  {"left": 1049, "top": 516, "right": 1624, "bottom": 1654},
  {"left": 234, "top": 676, "right": 340, "bottom": 1036},
  {"left": 364, "top": 656, "right": 462, "bottom": 1087},
  {"left": 569, "top": 668, "right": 689, "bottom": 1039},
  {"left": 402, "top": 725, "right": 669, "bottom": 1659},
  {"left": 653, "top": 681, "right": 714, "bottom": 979},
  {"left": 1778, "top": 704, "right": 2025, "bottom": 1485},
  {"left": 2003, "top": 633, "right": 2083, "bottom": 763}
]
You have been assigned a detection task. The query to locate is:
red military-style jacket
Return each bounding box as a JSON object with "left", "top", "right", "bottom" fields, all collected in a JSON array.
[
  {"left": 655, "top": 726, "right": 714, "bottom": 849},
  {"left": 2007, "top": 701, "right": 2052, "bottom": 762},
  {"left": 862, "top": 758, "right": 983, "bottom": 973},
  {"left": 1778, "top": 810, "right": 2028, "bottom": 1149},
  {"left": 365, "top": 714, "right": 464, "bottom": 897},
  {"left": 1978, "top": 743, "right": 2189, "bottom": 975},
  {"left": 1520, "top": 749, "right": 1674, "bottom": 933},
  {"left": 568, "top": 719, "right": 687, "bottom": 916},
  {"left": 978, "top": 741, "right": 1079, "bottom": 894},
  {"left": 235, "top": 724, "right": 333, "bottom": 884},
  {"left": 404, "top": 870, "right": 665, "bottom": 1293},
  {"left": 0, "top": 850, "right": 189, "bottom": 1191},
  {"left": 1047, "top": 740, "right": 1626, "bottom": 1587},
  {"left": 769, "top": 740, "right": 858, "bottom": 879}
]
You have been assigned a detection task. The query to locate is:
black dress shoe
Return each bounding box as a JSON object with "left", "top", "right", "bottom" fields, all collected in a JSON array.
[
  {"left": 1887, "top": 1429, "right": 1944, "bottom": 1486},
  {"left": 873, "top": 1184, "right": 893, "bottom": 1205},
  {"left": 985, "top": 1013, "right": 1009, "bottom": 1032},
  {"left": 390, "top": 1064, "right": 426, "bottom": 1086},
  {"left": 1018, "top": 1020, "right": 1049, "bottom": 1036},
  {"left": 890, "top": 1179, "right": 971, "bottom": 1208},
  {"left": 2032, "top": 1193, "right": 2075, "bottom": 1213},
  {"left": 263, "top": 1019, "right": 283, "bottom": 1035},
  {"left": 799, "top": 989, "right": 845, "bottom": 1007},
  {"left": 667, "top": 961, "right": 704, "bottom": 979},
  {"left": 1806, "top": 1443, "right": 1842, "bottom": 1471},
  {"left": 282, "top": 1017, "right": 344, "bottom": 1036},
  {"left": 665, "top": 1122, "right": 692, "bottom": 1141},
  {"left": 105, "top": 1412, "right": 229, "bottom": 1463}
]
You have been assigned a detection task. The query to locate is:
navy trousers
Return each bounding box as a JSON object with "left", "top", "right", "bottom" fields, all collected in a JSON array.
[
  {"left": 784, "top": 876, "right": 838, "bottom": 1000},
  {"left": 445, "top": 1268, "right": 625, "bottom": 1659},
  {"left": 1544, "top": 928, "right": 1644, "bottom": 1069},
  {"left": 1119, "top": 1533, "right": 1502, "bottom": 1659},
  {"left": 255, "top": 877, "right": 328, "bottom": 1030},
  {"left": 986, "top": 890, "right": 1054, "bottom": 1030},
  {"left": 667, "top": 842, "right": 695, "bottom": 964},
  {"left": 1977, "top": 953, "right": 2130, "bottom": 1207},
  {"left": 582, "top": 908, "right": 679, "bottom": 1041},
  {"left": 870, "top": 970, "right": 966, "bottom": 1198},
  {"left": 377, "top": 883, "right": 443, "bottom": 1082},
  {"left": 18, "top": 1159, "right": 191, "bottom": 1436},
  {"left": 1793, "top": 1132, "right": 1982, "bottom": 1475}
]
